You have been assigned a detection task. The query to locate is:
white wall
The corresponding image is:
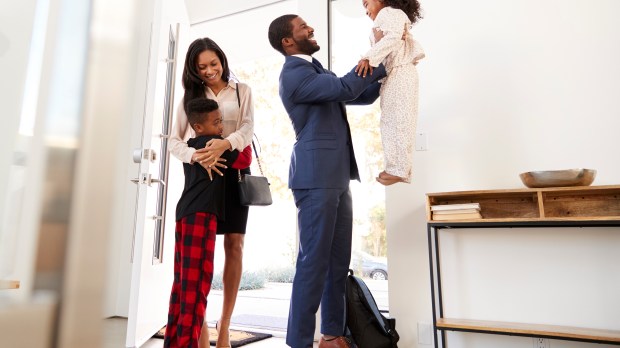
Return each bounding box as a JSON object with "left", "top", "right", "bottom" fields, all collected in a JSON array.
[{"left": 388, "top": 1, "right": 620, "bottom": 347}]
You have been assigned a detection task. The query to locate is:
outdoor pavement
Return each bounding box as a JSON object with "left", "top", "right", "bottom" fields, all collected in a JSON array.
[{"left": 205, "top": 279, "right": 389, "bottom": 337}]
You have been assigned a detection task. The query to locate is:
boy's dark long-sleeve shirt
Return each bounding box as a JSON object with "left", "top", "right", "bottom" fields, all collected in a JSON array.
[{"left": 175, "top": 135, "right": 240, "bottom": 221}]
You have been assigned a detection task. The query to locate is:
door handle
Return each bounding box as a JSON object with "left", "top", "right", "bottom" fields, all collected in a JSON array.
[
  {"left": 149, "top": 178, "right": 165, "bottom": 187},
  {"left": 130, "top": 173, "right": 165, "bottom": 186}
]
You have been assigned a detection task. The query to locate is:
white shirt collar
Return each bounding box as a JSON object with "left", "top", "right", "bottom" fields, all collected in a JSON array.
[{"left": 292, "top": 54, "right": 313, "bottom": 63}]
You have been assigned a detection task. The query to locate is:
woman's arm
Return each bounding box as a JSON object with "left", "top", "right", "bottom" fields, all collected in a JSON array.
[
  {"left": 169, "top": 101, "right": 197, "bottom": 163},
  {"left": 231, "top": 145, "right": 252, "bottom": 169}
]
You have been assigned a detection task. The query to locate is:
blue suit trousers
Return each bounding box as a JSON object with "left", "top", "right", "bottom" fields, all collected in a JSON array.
[{"left": 286, "top": 187, "right": 353, "bottom": 348}]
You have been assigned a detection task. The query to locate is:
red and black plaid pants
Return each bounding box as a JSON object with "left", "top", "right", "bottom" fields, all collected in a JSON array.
[{"left": 164, "top": 212, "right": 216, "bottom": 348}]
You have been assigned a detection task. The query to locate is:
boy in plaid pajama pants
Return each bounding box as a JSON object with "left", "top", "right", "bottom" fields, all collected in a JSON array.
[{"left": 165, "top": 98, "right": 251, "bottom": 348}]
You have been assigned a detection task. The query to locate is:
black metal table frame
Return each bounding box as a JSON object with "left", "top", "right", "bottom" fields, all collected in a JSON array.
[{"left": 428, "top": 220, "right": 620, "bottom": 348}]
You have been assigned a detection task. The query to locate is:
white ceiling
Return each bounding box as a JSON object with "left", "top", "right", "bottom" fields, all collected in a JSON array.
[{"left": 183, "top": 0, "right": 288, "bottom": 25}]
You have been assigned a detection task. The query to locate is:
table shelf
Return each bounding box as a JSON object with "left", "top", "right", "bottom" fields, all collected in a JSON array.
[
  {"left": 0, "top": 280, "right": 20, "bottom": 290},
  {"left": 426, "top": 185, "right": 620, "bottom": 347},
  {"left": 426, "top": 185, "right": 620, "bottom": 222},
  {"left": 436, "top": 318, "right": 620, "bottom": 344}
]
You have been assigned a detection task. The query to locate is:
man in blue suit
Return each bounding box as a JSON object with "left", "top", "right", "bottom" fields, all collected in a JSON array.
[{"left": 268, "top": 14, "right": 387, "bottom": 348}]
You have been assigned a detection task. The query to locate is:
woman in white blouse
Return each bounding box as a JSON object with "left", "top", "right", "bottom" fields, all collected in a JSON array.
[{"left": 169, "top": 37, "right": 254, "bottom": 348}]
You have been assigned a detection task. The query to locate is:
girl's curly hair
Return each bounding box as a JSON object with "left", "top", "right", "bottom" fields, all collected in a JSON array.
[{"left": 384, "top": 0, "right": 423, "bottom": 23}]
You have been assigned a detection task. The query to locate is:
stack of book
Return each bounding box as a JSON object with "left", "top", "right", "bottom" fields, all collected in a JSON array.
[{"left": 431, "top": 203, "right": 482, "bottom": 221}]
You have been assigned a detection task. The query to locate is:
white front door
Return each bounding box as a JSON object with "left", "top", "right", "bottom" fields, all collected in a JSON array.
[{"left": 125, "top": 16, "right": 180, "bottom": 348}]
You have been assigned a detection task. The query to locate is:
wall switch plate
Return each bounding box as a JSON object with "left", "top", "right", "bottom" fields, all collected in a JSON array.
[
  {"left": 533, "top": 337, "right": 550, "bottom": 348},
  {"left": 416, "top": 132, "right": 428, "bottom": 151}
]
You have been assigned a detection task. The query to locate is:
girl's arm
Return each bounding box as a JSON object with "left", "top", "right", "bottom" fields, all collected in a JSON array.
[{"left": 362, "top": 8, "right": 410, "bottom": 67}]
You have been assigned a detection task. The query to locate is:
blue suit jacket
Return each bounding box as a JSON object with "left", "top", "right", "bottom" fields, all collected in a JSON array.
[{"left": 279, "top": 56, "right": 387, "bottom": 189}]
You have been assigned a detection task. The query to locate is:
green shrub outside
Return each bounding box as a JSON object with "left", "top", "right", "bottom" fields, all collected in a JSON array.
[
  {"left": 259, "top": 266, "right": 296, "bottom": 283},
  {"left": 211, "top": 270, "right": 265, "bottom": 291},
  {"left": 210, "top": 266, "right": 296, "bottom": 291}
]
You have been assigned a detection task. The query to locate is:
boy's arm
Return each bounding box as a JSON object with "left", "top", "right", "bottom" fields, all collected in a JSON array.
[{"left": 231, "top": 145, "right": 252, "bottom": 169}]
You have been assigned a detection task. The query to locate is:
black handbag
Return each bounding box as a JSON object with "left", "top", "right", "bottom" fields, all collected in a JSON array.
[
  {"left": 238, "top": 141, "right": 272, "bottom": 206},
  {"left": 235, "top": 83, "right": 272, "bottom": 206}
]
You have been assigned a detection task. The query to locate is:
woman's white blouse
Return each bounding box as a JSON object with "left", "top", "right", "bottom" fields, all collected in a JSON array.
[{"left": 169, "top": 81, "right": 254, "bottom": 163}]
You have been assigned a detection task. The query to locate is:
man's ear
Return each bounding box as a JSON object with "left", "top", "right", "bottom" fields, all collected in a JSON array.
[{"left": 282, "top": 37, "right": 293, "bottom": 49}]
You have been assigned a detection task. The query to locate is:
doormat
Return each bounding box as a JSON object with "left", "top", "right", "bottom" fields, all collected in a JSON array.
[{"left": 153, "top": 326, "right": 273, "bottom": 347}]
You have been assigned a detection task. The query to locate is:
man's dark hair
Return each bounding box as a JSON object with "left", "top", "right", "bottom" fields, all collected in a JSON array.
[
  {"left": 186, "top": 98, "right": 219, "bottom": 126},
  {"left": 268, "top": 14, "right": 298, "bottom": 56}
]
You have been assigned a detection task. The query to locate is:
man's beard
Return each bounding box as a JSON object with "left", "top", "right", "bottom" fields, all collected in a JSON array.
[{"left": 295, "top": 37, "right": 320, "bottom": 55}]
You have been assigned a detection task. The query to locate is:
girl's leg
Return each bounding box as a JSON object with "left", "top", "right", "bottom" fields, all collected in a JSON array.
[
  {"left": 379, "top": 66, "right": 418, "bottom": 184},
  {"left": 216, "top": 233, "right": 245, "bottom": 348}
]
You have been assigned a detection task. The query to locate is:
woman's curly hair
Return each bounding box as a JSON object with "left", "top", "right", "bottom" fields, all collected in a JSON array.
[{"left": 384, "top": 0, "right": 423, "bottom": 23}]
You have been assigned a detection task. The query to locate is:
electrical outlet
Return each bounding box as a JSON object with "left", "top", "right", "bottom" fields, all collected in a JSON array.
[
  {"left": 417, "top": 322, "right": 432, "bottom": 344},
  {"left": 415, "top": 132, "right": 428, "bottom": 151},
  {"left": 533, "top": 337, "right": 550, "bottom": 348}
]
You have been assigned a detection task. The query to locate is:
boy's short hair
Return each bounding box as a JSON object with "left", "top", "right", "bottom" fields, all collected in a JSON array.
[{"left": 187, "top": 98, "right": 219, "bottom": 126}]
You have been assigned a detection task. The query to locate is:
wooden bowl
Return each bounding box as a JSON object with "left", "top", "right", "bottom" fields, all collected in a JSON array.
[{"left": 519, "top": 169, "right": 596, "bottom": 188}]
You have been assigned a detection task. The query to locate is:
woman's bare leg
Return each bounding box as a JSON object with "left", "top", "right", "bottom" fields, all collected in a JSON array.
[
  {"left": 216, "top": 233, "right": 244, "bottom": 348},
  {"left": 198, "top": 323, "right": 209, "bottom": 348}
]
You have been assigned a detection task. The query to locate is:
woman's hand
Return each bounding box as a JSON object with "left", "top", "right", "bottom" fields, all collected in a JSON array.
[
  {"left": 194, "top": 138, "right": 230, "bottom": 164},
  {"left": 192, "top": 151, "right": 227, "bottom": 180},
  {"left": 201, "top": 157, "right": 227, "bottom": 180},
  {"left": 192, "top": 138, "right": 231, "bottom": 180},
  {"left": 355, "top": 59, "right": 373, "bottom": 77}
]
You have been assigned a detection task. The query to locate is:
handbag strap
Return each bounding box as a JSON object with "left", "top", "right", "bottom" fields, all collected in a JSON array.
[{"left": 235, "top": 83, "right": 265, "bottom": 179}]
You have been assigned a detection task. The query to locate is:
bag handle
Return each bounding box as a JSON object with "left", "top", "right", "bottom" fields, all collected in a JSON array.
[{"left": 235, "top": 83, "right": 265, "bottom": 180}]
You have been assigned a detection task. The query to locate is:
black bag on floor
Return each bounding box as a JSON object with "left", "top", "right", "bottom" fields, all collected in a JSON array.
[{"left": 346, "top": 269, "right": 399, "bottom": 348}]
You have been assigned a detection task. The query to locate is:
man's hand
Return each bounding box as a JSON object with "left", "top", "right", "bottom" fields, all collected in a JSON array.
[
  {"left": 373, "top": 23, "right": 409, "bottom": 43},
  {"left": 355, "top": 58, "right": 373, "bottom": 77},
  {"left": 373, "top": 27, "right": 385, "bottom": 43}
]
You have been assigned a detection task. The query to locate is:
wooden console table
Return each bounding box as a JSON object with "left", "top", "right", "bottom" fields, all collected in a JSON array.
[
  {"left": 0, "top": 280, "right": 20, "bottom": 290},
  {"left": 426, "top": 185, "right": 620, "bottom": 347}
]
